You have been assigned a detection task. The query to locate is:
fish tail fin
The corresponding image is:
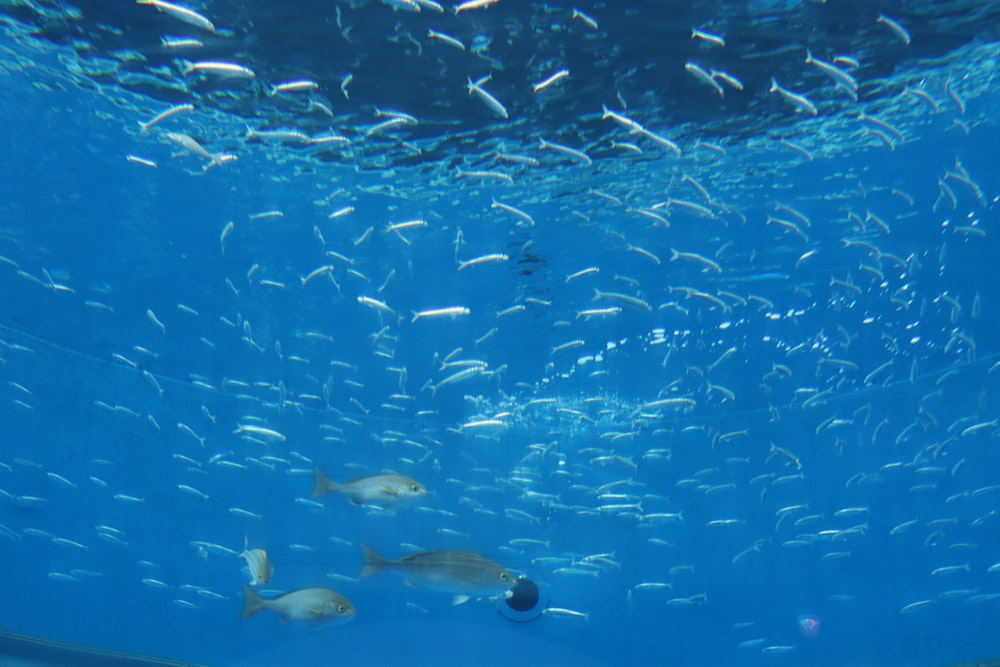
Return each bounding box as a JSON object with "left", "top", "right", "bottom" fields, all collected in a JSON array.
[
  {"left": 311, "top": 466, "right": 338, "bottom": 498},
  {"left": 240, "top": 584, "right": 266, "bottom": 620},
  {"left": 359, "top": 543, "right": 390, "bottom": 578}
]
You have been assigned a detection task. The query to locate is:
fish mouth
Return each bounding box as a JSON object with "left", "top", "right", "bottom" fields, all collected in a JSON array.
[{"left": 334, "top": 608, "right": 358, "bottom": 622}]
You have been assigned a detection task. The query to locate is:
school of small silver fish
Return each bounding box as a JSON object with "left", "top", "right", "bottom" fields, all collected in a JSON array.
[{"left": 0, "top": 0, "right": 998, "bottom": 665}]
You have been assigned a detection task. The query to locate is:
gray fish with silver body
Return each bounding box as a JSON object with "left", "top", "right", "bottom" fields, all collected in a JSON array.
[
  {"left": 312, "top": 466, "right": 427, "bottom": 506},
  {"left": 359, "top": 543, "right": 514, "bottom": 604},
  {"left": 240, "top": 584, "right": 356, "bottom": 625}
]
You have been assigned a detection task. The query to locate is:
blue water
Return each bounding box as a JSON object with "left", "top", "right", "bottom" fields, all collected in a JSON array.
[{"left": 1, "top": 1, "right": 999, "bottom": 665}]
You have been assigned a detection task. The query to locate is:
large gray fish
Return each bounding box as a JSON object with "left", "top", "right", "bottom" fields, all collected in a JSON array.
[
  {"left": 311, "top": 466, "right": 427, "bottom": 507},
  {"left": 359, "top": 543, "right": 514, "bottom": 605},
  {"left": 240, "top": 584, "right": 356, "bottom": 625}
]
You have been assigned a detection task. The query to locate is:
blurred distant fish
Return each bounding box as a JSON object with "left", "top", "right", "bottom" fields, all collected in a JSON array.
[
  {"left": 311, "top": 467, "right": 426, "bottom": 507},
  {"left": 240, "top": 537, "right": 273, "bottom": 586},
  {"left": 233, "top": 424, "right": 286, "bottom": 442},
  {"left": 359, "top": 543, "right": 514, "bottom": 605},
  {"left": 136, "top": 0, "right": 216, "bottom": 33},
  {"left": 240, "top": 584, "right": 355, "bottom": 625}
]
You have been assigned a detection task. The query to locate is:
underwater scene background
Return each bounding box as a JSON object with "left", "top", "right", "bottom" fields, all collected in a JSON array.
[{"left": 0, "top": 0, "right": 999, "bottom": 665}]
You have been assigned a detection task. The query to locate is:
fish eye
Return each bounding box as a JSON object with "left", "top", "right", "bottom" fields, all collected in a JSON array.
[
  {"left": 410, "top": 483, "right": 421, "bottom": 492},
  {"left": 500, "top": 572, "right": 510, "bottom": 582},
  {"left": 337, "top": 604, "right": 347, "bottom": 613}
]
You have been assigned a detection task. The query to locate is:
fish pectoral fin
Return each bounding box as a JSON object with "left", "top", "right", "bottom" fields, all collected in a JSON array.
[
  {"left": 404, "top": 580, "right": 419, "bottom": 588},
  {"left": 308, "top": 607, "right": 324, "bottom": 616},
  {"left": 379, "top": 486, "right": 399, "bottom": 496},
  {"left": 452, "top": 595, "right": 471, "bottom": 606}
]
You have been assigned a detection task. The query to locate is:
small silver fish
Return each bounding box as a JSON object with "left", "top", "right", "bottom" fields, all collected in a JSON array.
[
  {"left": 312, "top": 467, "right": 426, "bottom": 506},
  {"left": 359, "top": 543, "right": 514, "bottom": 605},
  {"left": 240, "top": 585, "right": 355, "bottom": 625},
  {"left": 240, "top": 537, "right": 273, "bottom": 586}
]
